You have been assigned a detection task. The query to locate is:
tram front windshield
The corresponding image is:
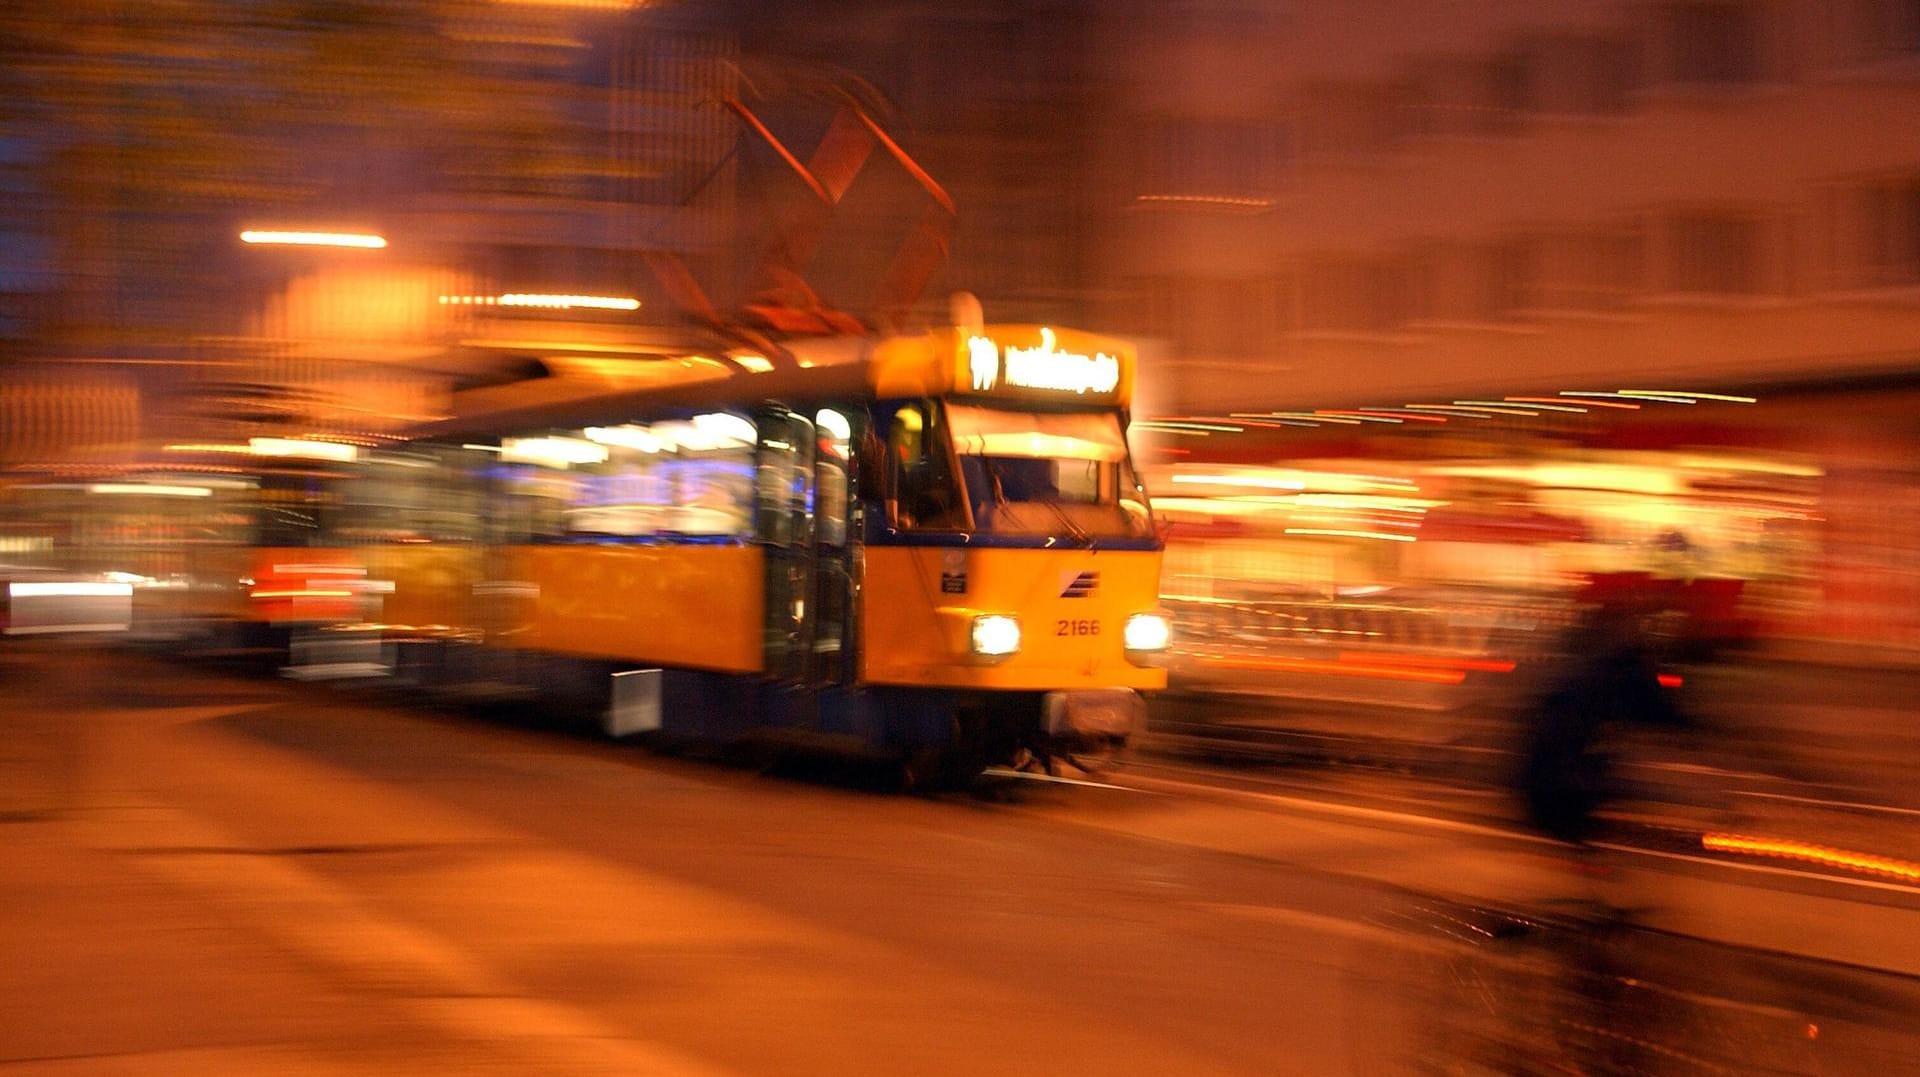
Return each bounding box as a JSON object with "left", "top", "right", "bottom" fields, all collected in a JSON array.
[{"left": 944, "top": 402, "right": 1153, "bottom": 540}]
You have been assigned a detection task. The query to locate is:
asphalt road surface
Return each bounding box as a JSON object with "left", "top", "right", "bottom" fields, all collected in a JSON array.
[{"left": 3, "top": 642, "right": 1916, "bottom": 1075}]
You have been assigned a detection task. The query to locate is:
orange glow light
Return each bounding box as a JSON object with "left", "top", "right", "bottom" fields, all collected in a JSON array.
[
  {"left": 1136, "top": 194, "right": 1274, "bottom": 209},
  {"left": 1702, "top": 833, "right": 1920, "bottom": 883}
]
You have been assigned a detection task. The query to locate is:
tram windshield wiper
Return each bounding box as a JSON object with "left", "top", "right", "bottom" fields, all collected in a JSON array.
[
  {"left": 1033, "top": 493, "right": 1092, "bottom": 547},
  {"left": 970, "top": 455, "right": 1095, "bottom": 547}
]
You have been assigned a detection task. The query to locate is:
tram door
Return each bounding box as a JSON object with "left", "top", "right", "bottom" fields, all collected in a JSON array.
[
  {"left": 756, "top": 409, "right": 816, "bottom": 686},
  {"left": 756, "top": 407, "right": 859, "bottom": 694},
  {"left": 808, "top": 409, "right": 857, "bottom": 686}
]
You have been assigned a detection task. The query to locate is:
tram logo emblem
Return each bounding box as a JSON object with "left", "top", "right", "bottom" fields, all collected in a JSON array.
[
  {"left": 1059, "top": 571, "right": 1098, "bottom": 598},
  {"left": 968, "top": 335, "right": 999, "bottom": 391}
]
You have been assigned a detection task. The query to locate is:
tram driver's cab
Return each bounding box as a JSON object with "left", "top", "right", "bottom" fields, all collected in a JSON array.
[{"left": 883, "top": 397, "right": 1153, "bottom": 543}]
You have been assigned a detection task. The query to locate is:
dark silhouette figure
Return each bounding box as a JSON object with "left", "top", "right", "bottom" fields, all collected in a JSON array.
[{"left": 1517, "top": 601, "right": 1685, "bottom": 845}]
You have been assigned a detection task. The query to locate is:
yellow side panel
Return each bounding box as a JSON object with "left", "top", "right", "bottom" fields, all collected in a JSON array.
[
  {"left": 861, "top": 546, "right": 1166, "bottom": 692},
  {"left": 360, "top": 544, "right": 483, "bottom": 631},
  {"left": 509, "top": 544, "right": 764, "bottom": 673}
]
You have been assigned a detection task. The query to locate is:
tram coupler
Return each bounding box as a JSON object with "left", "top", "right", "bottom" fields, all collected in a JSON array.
[{"left": 1041, "top": 688, "right": 1144, "bottom": 748}]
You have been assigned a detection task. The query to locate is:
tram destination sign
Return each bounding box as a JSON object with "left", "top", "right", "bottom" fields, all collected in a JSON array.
[{"left": 960, "top": 326, "right": 1128, "bottom": 403}]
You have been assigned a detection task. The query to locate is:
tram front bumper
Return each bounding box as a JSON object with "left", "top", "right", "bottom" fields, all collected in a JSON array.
[{"left": 1041, "top": 688, "right": 1145, "bottom": 743}]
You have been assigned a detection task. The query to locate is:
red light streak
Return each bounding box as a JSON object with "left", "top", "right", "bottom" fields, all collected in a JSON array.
[
  {"left": 1194, "top": 655, "right": 1466, "bottom": 684},
  {"left": 1336, "top": 651, "right": 1517, "bottom": 674}
]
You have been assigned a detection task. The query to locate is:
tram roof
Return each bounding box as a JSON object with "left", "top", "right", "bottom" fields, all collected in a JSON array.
[{"left": 418, "top": 324, "right": 1138, "bottom": 440}]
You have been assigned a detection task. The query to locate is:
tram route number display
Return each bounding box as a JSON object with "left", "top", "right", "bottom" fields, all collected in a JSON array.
[{"left": 1057, "top": 619, "right": 1100, "bottom": 636}]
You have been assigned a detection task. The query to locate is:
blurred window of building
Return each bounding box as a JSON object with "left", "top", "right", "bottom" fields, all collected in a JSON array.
[
  {"left": 1522, "top": 33, "right": 1640, "bottom": 116},
  {"left": 1297, "top": 257, "right": 1409, "bottom": 334},
  {"left": 1129, "top": 275, "right": 1285, "bottom": 360},
  {"left": 1400, "top": 54, "right": 1529, "bottom": 137},
  {"left": 1409, "top": 241, "right": 1527, "bottom": 324},
  {"left": 1829, "top": 0, "right": 1920, "bottom": 66},
  {"left": 1517, "top": 226, "right": 1646, "bottom": 312},
  {"left": 1821, "top": 175, "right": 1920, "bottom": 289},
  {"left": 1653, "top": 1, "right": 1766, "bottom": 85},
  {"left": 1295, "top": 82, "right": 1405, "bottom": 159},
  {"left": 1659, "top": 209, "right": 1768, "bottom": 294},
  {"left": 1140, "top": 118, "right": 1287, "bottom": 199}
]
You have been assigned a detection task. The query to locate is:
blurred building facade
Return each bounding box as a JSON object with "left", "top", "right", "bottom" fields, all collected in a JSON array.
[
  {"left": 0, "top": 1, "right": 742, "bottom": 461},
  {"left": 1085, "top": 0, "right": 1920, "bottom": 655}
]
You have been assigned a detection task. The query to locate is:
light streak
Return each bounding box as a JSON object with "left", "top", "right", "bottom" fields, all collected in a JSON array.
[
  {"left": 1562, "top": 391, "right": 1695, "bottom": 404},
  {"left": 1355, "top": 409, "right": 1446, "bottom": 422},
  {"left": 1508, "top": 396, "right": 1630, "bottom": 410},
  {"left": 1452, "top": 401, "right": 1539, "bottom": 415},
  {"left": 1316, "top": 411, "right": 1401, "bottom": 424},
  {"left": 1702, "top": 833, "right": 1920, "bottom": 883},
  {"left": 1619, "top": 389, "right": 1756, "bottom": 403},
  {"left": 1171, "top": 473, "right": 1306, "bottom": 491},
  {"left": 164, "top": 443, "right": 253, "bottom": 454},
  {"left": 1283, "top": 528, "right": 1417, "bottom": 542},
  {"left": 8, "top": 581, "right": 134, "bottom": 598},
  {"left": 1457, "top": 399, "right": 1584, "bottom": 413},
  {"left": 241, "top": 230, "right": 387, "bottom": 249},
  {"left": 498, "top": 294, "right": 640, "bottom": 311},
  {"left": 1336, "top": 651, "right": 1516, "bottom": 674},
  {"left": 87, "top": 483, "right": 212, "bottom": 497},
  {"left": 249, "top": 437, "right": 358, "bottom": 462},
  {"left": 1194, "top": 654, "right": 1464, "bottom": 684},
  {"left": 1138, "top": 421, "right": 1242, "bottom": 433},
  {"left": 1135, "top": 194, "right": 1274, "bottom": 208},
  {"left": 1401, "top": 405, "right": 1499, "bottom": 417},
  {"left": 1265, "top": 412, "right": 1363, "bottom": 425}
]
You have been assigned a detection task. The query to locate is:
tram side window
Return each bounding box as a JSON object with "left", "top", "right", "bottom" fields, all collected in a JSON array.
[
  {"left": 815, "top": 407, "right": 852, "bottom": 548},
  {"left": 510, "top": 416, "right": 754, "bottom": 542},
  {"left": 331, "top": 448, "right": 484, "bottom": 545},
  {"left": 887, "top": 402, "right": 963, "bottom": 529},
  {"left": 254, "top": 478, "right": 332, "bottom": 547}
]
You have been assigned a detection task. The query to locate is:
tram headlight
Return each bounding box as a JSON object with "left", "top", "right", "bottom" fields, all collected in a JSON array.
[
  {"left": 1124, "top": 613, "right": 1171, "bottom": 656},
  {"left": 970, "top": 614, "right": 1022, "bottom": 659}
]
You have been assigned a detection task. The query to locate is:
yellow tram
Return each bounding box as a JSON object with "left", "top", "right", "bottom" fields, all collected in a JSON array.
[{"left": 328, "top": 323, "right": 1169, "bottom": 778}]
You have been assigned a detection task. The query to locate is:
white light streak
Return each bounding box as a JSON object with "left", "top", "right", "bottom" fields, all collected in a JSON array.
[
  {"left": 8, "top": 581, "right": 135, "bottom": 598},
  {"left": 249, "top": 437, "right": 358, "bottom": 462},
  {"left": 241, "top": 230, "right": 387, "bottom": 249},
  {"left": 1171, "top": 473, "right": 1307, "bottom": 491},
  {"left": 501, "top": 436, "right": 609, "bottom": 467},
  {"left": 1284, "top": 528, "right": 1417, "bottom": 542},
  {"left": 87, "top": 483, "right": 213, "bottom": 497},
  {"left": 1619, "top": 389, "right": 1755, "bottom": 403},
  {"left": 1562, "top": 391, "right": 1695, "bottom": 404}
]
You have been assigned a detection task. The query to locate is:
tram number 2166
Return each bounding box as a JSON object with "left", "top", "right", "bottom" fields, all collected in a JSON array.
[{"left": 1056, "top": 619, "right": 1101, "bottom": 637}]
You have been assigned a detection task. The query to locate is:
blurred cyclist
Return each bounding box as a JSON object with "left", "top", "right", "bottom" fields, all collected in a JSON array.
[{"left": 1516, "top": 581, "right": 1687, "bottom": 847}]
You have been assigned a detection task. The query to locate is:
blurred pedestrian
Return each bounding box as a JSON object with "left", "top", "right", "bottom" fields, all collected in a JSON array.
[{"left": 1516, "top": 590, "right": 1686, "bottom": 847}]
